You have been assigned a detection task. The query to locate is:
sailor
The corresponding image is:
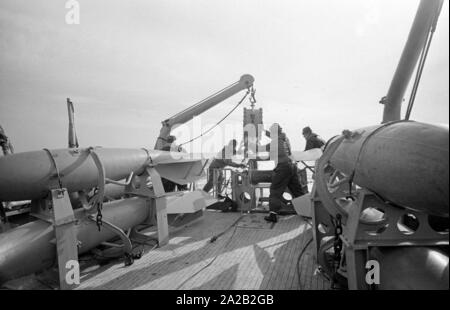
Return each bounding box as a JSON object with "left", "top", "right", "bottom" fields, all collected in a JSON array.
[
  {"left": 302, "top": 126, "right": 326, "bottom": 151},
  {"left": 0, "top": 126, "right": 14, "bottom": 156},
  {"left": 161, "top": 135, "right": 188, "bottom": 191},
  {"left": 203, "top": 139, "right": 246, "bottom": 193},
  {"left": 264, "top": 123, "right": 305, "bottom": 223}
]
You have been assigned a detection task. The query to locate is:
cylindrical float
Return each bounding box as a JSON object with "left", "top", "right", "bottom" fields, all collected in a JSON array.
[
  {"left": 0, "top": 148, "right": 149, "bottom": 202},
  {"left": 0, "top": 147, "right": 192, "bottom": 202},
  {"left": 0, "top": 197, "right": 149, "bottom": 284},
  {"left": 370, "top": 246, "right": 449, "bottom": 289},
  {"left": 329, "top": 121, "right": 449, "bottom": 217}
]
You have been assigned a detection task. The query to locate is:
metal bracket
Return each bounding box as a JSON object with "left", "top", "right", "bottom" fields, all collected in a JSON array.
[
  {"left": 315, "top": 136, "right": 350, "bottom": 220},
  {"left": 124, "top": 166, "right": 169, "bottom": 246},
  {"left": 147, "top": 167, "right": 169, "bottom": 246},
  {"left": 50, "top": 188, "right": 78, "bottom": 290},
  {"left": 344, "top": 189, "right": 448, "bottom": 248}
]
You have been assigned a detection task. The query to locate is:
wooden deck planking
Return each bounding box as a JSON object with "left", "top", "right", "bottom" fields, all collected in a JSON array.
[
  {"left": 141, "top": 213, "right": 238, "bottom": 290},
  {"left": 257, "top": 230, "right": 279, "bottom": 290},
  {"left": 239, "top": 228, "right": 265, "bottom": 289},
  {"left": 259, "top": 224, "right": 291, "bottom": 290},
  {"left": 261, "top": 216, "right": 295, "bottom": 290},
  {"left": 284, "top": 226, "right": 303, "bottom": 289},
  {"left": 269, "top": 229, "right": 286, "bottom": 290},
  {"left": 275, "top": 217, "right": 304, "bottom": 290},
  {"left": 186, "top": 225, "right": 241, "bottom": 289},
  {"left": 280, "top": 218, "right": 303, "bottom": 290},
  {"left": 252, "top": 229, "right": 274, "bottom": 290},
  {"left": 206, "top": 229, "right": 240, "bottom": 290},
  {"left": 77, "top": 211, "right": 330, "bottom": 290},
  {"left": 260, "top": 227, "right": 287, "bottom": 290},
  {"left": 240, "top": 228, "right": 266, "bottom": 290},
  {"left": 249, "top": 229, "right": 273, "bottom": 290},
  {"left": 186, "top": 236, "right": 233, "bottom": 289},
  {"left": 153, "top": 231, "right": 227, "bottom": 290},
  {"left": 292, "top": 231, "right": 307, "bottom": 289}
]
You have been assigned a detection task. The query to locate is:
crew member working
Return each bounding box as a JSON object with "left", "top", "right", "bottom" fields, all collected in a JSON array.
[
  {"left": 264, "top": 124, "right": 305, "bottom": 223},
  {"left": 161, "top": 135, "right": 188, "bottom": 191},
  {"left": 203, "top": 139, "right": 246, "bottom": 193},
  {"left": 302, "top": 126, "right": 325, "bottom": 151},
  {"left": 0, "top": 125, "right": 14, "bottom": 156}
]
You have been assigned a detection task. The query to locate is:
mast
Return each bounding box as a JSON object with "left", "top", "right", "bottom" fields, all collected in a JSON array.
[{"left": 381, "top": 0, "right": 443, "bottom": 123}]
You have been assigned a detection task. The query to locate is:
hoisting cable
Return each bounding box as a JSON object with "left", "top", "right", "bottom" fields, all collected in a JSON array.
[
  {"left": 405, "top": 0, "right": 443, "bottom": 120},
  {"left": 178, "top": 88, "right": 252, "bottom": 148}
]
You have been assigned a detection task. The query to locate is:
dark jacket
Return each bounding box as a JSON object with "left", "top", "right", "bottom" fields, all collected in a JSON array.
[
  {"left": 264, "top": 130, "right": 292, "bottom": 164},
  {"left": 305, "top": 133, "right": 325, "bottom": 151}
]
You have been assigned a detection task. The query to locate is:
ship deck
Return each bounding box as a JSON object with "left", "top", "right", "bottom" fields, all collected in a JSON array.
[{"left": 75, "top": 211, "right": 330, "bottom": 290}]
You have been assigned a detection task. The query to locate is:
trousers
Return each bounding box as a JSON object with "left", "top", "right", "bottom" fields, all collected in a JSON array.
[
  {"left": 203, "top": 168, "right": 224, "bottom": 193},
  {"left": 269, "top": 162, "right": 305, "bottom": 212}
]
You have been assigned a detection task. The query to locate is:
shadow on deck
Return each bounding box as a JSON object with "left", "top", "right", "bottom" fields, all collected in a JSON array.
[{"left": 77, "top": 211, "right": 330, "bottom": 290}]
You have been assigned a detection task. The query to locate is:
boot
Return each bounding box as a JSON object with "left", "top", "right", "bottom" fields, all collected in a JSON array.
[{"left": 264, "top": 211, "right": 278, "bottom": 223}]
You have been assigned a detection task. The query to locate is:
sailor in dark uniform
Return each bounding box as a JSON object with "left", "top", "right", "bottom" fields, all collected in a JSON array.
[{"left": 264, "top": 124, "right": 305, "bottom": 223}]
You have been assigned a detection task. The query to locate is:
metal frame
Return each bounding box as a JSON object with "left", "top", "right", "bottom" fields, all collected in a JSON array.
[
  {"left": 28, "top": 149, "right": 171, "bottom": 289},
  {"left": 50, "top": 188, "right": 78, "bottom": 290},
  {"left": 124, "top": 166, "right": 169, "bottom": 246},
  {"left": 312, "top": 184, "right": 449, "bottom": 289},
  {"left": 30, "top": 188, "right": 78, "bottom": 290},
  {"left": 231, "top": 170, "right": 256, "bottom": 212}
]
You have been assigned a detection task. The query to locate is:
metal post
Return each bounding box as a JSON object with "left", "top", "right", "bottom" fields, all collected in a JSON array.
[
  {"left": 345, "top": 248, "right": 369, "bottom": 290},
  {"left": 147, "top": 167, "right": 169, "bottom": 246}
]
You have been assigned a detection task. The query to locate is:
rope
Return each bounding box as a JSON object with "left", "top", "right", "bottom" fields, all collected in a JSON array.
[
  {"left": 178, "top": 89, "right": 250, "bottom": 148},
  {"left": 175, "top": 215, "right": 243, "bottom": 290}
]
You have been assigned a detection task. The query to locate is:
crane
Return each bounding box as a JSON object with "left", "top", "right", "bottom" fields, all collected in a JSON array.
[{"left": 154, "top": 74, "right": 255, "bottom": 150}]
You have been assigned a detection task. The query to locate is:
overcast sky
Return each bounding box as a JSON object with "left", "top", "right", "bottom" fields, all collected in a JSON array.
[{"left": 0, "top": 0, "right": 448, "bottom": 153}]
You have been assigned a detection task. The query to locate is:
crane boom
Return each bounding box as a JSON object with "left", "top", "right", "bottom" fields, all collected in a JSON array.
[{"left": 155, "top": 74, "right": 254, "bottom": 150}]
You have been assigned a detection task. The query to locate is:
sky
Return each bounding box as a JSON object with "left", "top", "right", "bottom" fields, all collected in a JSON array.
[{"left": 0, "top": 0, "right": 448, "bottom": 153}]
